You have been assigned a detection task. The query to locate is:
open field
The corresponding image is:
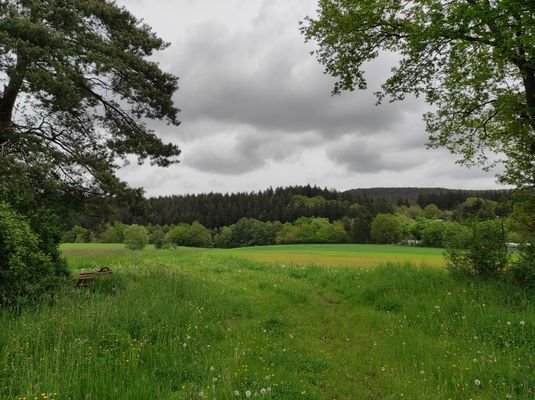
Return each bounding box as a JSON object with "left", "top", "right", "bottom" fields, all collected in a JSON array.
[
  {"left": 226, "top": 244, "right": 446, "bottom": 268},
  {"left": 61, "top": 243, "right": 447, "bottom": 269},
  {"left": 1, "top": 244, "right": 533, "bottom": 399}
]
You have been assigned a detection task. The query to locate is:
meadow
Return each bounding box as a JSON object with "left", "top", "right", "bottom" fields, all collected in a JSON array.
[{"left": 0, "top": 244, "right": 533, "bottom": 399}]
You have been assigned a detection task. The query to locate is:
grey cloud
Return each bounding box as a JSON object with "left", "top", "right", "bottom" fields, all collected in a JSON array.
[
  {"left": 114, "top": 0, "right": 503, "bottom": 192},
  {"left": 327, "top": 137, "right": 423, "bottom": 173},
  {"left": 171, "top": 15, "right": 426, "bottom": 139},
  {"left": 184, "top": 129, "right": 321, "bottom": 175}
]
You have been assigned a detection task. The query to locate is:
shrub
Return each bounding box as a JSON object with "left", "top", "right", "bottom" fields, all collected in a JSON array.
[
  {"left": 98, "top": 221, "right": 127, "bottom": 243},
  {"left": 149, "top": 226, "right": 166, "bottom": 249},
  {"left": 370, "top": 214, "right": 402, "bottom": 244},
  {"left": 0, "top": 202, "right": 68, "bottom": 307},
  {"left": 511, "top": 239, "right": 535, "bottom": 289},
  {"left": 123, "top": 224, "right": 148, "bottom": 250},
  {"left": 445, "top": 220, "right": 509, "bottom": 277},
  {"left": 62, "top": 225, "right": 90, "bottom": 243},
  {"left": 165, "top": 222, "right": 213, "bottom": 248}
]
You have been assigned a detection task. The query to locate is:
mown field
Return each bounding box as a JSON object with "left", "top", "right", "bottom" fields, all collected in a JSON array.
[{"left": 1, "top": 244, "right": 533, "bottom": 400}]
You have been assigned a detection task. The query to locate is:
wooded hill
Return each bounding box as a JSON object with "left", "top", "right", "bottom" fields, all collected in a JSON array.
[{"left": 109, "top": 186, "right": 512, "bottom": 230}]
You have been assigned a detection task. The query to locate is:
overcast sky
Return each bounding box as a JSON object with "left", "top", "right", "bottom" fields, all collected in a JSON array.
[{"left": 116, "top": 0, "right": 505, "bottom": 196}]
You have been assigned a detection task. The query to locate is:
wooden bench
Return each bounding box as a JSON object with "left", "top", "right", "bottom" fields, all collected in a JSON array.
[{"left": 76, "top": 267, "right": 112, "bottom": 287}]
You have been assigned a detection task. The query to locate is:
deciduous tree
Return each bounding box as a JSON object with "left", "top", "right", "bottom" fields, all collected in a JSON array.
[{"left": 303, "top": 0, "right": 535, "bottom": 186}]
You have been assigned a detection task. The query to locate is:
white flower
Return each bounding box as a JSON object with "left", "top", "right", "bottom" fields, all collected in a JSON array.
[
  {"left": 260, "top": 388, "right": 267, "bottom": 395},
  {"left": 520, "top": 320, "right": 525, "bottom": 326},
  {"left": 474, "top": 379, "right": 481, "bottom": 386},
  {"left": 507, "top": 321, "right": 511, "bottom": 326},
  {"left": 233, "top": 390, "right": 240, "bottom": 397},
  {"left": 199, "top": 391, "right": 205, "bottom": 398},
  {"left": 183, "top": 343, "right": 187, "bottom": 348},
  {"left": 210, "top": 366, "right": 215, "bottom": 371},
  {"left": 245, "top": 390, "right": 252, "bottom": 398}
]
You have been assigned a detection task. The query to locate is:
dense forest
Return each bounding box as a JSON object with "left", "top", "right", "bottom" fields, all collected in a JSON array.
[
  {"left": 65, "top": 185, "right": 520, "bottom": 250},
  {"left": 102, "top": 186, "right": 511, "bottom": 229}
]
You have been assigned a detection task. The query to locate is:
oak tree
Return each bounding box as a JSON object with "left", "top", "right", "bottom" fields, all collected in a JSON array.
[{"left": 303, "top": 0, "right": 535, "bottom": 186}]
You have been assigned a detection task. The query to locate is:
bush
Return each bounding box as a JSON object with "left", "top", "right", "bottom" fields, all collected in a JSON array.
[
  {"left": 0, "top": 202, "right": 68, "bottom": 307},
  {"left": 98, "top": 221, "right": 127, "bottom": 243},
  {"left": 123, "top": 224, "right": 148, "bottom": 250},
  {"left": 511, "top": 239, "right": 535, "bottom": 289},
  {"left": 370, "top": 214, "right": 402, "bottom": 244},
  {"left": 445, "top": 220, "right": 509, "bottom": 277},
  {"left": 149, "top": 226, "right": 166, "bottom": 249},
  {"left": 165, "top": 222, "right": 213, "bottom": 248},
  {"left": 62, "top": 225, "right": 90, "bottom": 243}
]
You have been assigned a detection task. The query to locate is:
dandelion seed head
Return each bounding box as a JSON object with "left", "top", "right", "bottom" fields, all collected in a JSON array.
[{"left": 474, "top": 379, "right": 481, "bottom": 386}]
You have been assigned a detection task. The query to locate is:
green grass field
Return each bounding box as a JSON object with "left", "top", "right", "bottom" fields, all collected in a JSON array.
[{"left": 1, "top": 244, "right": 533, "bottom": 399}]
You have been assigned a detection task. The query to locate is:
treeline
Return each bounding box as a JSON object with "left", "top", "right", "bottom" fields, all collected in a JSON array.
[
  {"left": 99, "top": 185, "right": 512, "bottom": 230},
  {"left": 65, "top": 191, "right": 520, "bottom": 249}
]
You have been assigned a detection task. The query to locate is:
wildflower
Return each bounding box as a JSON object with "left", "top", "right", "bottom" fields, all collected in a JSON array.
[
  {"left": 199, "top": 391, "right": 205, "bottom": 398},
  {"left": 234, "top": 390, "right": 240, "bottom": 397},
  {"left": 183, "top": 343, "right": 187, "bottom": 348},
  {"left": 520, "top": 320, "right": 525, "bottom": 326},
  {"left": 245, "top": 390, "right": 252, "bottom": 398},
  {"left": 474, "top": 379, "right": 481, "bottom": 386},
  {"left": 507, "top": 321, "right": 511, "bottom": 326},
  {"left": 210, "top": 366, "right": 215, "bottom": 371},
  {"left": 260, "top": 388, "right": 267, "bottom": 395}
]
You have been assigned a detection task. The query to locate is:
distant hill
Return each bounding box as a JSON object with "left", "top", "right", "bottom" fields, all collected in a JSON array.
[{"left": 345, "top": 187, "right": 512, "bottom": 206}]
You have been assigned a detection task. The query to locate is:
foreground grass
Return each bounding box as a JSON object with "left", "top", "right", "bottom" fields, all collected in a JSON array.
[{"left": 0, "top": 244, "right": 533, "bottom": 399}]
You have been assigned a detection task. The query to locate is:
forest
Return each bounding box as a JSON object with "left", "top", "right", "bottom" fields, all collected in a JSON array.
[{"left": 64, "top": 185, "right": 517, "bottom": 250}]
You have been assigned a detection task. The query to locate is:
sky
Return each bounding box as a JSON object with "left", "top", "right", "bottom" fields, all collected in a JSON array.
[{"left": 116, "top": 0, "right": 505, "bottom": 196}]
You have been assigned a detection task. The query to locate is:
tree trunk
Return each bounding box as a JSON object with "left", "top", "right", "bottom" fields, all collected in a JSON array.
[{"left": 0, "top": 52, "right": 28, "bottom": 144}]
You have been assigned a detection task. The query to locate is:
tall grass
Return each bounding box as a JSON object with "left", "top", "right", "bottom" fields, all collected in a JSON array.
[{"left": 1, "top": 245, "right": 533, "bottom": 399}]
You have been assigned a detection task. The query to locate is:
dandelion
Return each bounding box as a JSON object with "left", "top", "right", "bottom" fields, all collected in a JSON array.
[
  {"left": 183, "top": 343, "right": 187, "bottom": 348},
  {"left": 199, "top": 391, "right": 205, "bottom": 398},
  {"left": 260, "top": 388, "right": 267, "bottom": 395},
  {"left": 474, "top": 379, "right": 481, "bottom": 386},
  {"left": 234, "top": 391, "right": 240, "bottom": 397},
  {"left": 520, "top": 320, "right": 525, "bottom": 326},
  {"left": 245, "top": 390, "right": 252, "bottom": 398},
  {"left": 210, "top": 366, "right": 215, "bottom": 371},
  {"left": 507, "top": 321, "right": 511, "bottom": 326}
]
